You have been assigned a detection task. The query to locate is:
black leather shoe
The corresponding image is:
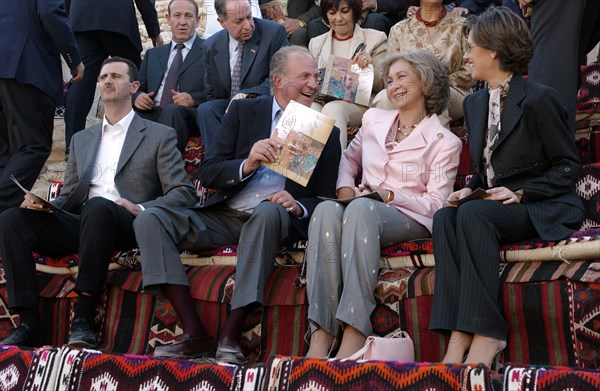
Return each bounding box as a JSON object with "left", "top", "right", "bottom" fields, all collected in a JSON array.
[
  {"left": 215, "top": 337, "right": 246, "bottom": 365},
  {"left": 153, "top": 334, "right": 214, "bottom": 359},
  {"left": 0, "top": 323, "right": 41, "bottom": 347},
  {"left": 68, "top": 318, "right": 97, "bottom": 348}
]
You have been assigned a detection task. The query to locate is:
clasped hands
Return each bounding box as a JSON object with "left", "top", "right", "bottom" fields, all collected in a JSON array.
[
  {"left": 337, "top": 183, "right": 392, "bottom": 202},
  {"left": 446, "top": 186, "right": 522, "bottom": 207},
  {"left": 134, "top": 90, "right": 195, "bottom": 110}
]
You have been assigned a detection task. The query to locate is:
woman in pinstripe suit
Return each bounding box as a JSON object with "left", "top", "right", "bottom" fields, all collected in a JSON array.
[{"left": 429, "top": 7, "right": 584, "bottom": 367}]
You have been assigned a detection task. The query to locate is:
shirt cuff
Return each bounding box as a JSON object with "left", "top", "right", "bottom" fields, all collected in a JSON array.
[
  {"left": 295, "top": 201, "right": 308, "bottom": 219},
  {"left": 239, "top": 159, "right": 254, "bottom": 181}
]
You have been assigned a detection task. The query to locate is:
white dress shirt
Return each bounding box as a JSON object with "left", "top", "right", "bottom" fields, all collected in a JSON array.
[{"left": 88, "top": 110, "right": 135, "bottom": 201}]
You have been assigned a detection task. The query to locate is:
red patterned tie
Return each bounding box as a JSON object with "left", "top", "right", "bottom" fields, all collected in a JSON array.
[
  {"left": 160, "top": 43, "right": 184, "bottom": 108},
  {"left": 230, "top": 42, "right": 244, "bottom": 99}
]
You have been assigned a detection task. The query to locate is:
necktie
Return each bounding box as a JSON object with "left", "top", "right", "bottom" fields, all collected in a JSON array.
[
  {"left": 160, "top": 43, "right": 184, "bottom": 108},
  {"left": 230, "top": 42, "right": 244, "bottom": 99}
]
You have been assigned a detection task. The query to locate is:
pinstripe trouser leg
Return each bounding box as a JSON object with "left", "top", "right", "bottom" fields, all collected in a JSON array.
[{"left": 429, "top": 201, "right": 537, "bottom": 341}]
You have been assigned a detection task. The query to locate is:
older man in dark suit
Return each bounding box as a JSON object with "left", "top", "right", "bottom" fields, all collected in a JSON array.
[
  {"left": 134, "top": 0, "right": 206, "bottom": 152},
  {"left": 0, "top": 57, "right": 197, "bottom": 348},
  {"left": 133, "top": 46, "right": 341, "bottom": 360},
  {"left": 197, "top": 0, "right": 288, "bottom": 148},
  {"left": 64, "top": 0, "right": 162, "bottom": 156},
  {"left": 0, "top": 0, "right": 84, "bottom": 214}
]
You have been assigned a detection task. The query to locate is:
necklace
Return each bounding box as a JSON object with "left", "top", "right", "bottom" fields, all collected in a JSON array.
[
  {"left": 415, "top": 7, "right": 447, "bottom": 28},
  {"left": 395, "top": 123, "right": 418, "bottom": 142}
]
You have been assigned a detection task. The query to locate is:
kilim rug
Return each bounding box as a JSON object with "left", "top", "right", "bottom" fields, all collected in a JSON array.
[
  {"left": 266, "top": 356, "right": 500, "bottom": 391},
  {"left": 502, "top": 363, "right": 600, "bottom": 391},
  {"left": 22, "top": 346, "right": 267, "bottom": 390},
  {"left": 0, "top": 346, "right": 34, "bottom": 391}
]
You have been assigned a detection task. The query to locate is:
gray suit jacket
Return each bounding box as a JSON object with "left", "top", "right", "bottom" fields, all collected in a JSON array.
[
  {"left": 53, "top": 114, "right": 197, "bottom": 212},
  {"left": 203, "top": 18, "right": 288, "bottom": 99}
]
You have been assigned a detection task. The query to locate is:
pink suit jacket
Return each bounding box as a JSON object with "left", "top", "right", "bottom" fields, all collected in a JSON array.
[{"left": 337, "top": 108, "right": 462, "bottom": 232}]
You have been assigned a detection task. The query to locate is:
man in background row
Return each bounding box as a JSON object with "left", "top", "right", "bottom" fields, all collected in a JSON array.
[
  {"left": 0, "top": 0, "right": 84, "bottom": 214},
  {"left": 134, "top": 0, "right": 206, "bottom": 152},
  {"left": 64, "top": 0, "right": 162, "bottom": 157}
]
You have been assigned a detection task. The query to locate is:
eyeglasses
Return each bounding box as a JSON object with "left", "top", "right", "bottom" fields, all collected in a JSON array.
[{"left": 465, "top": 43, "right": 478, "bottom": 53}]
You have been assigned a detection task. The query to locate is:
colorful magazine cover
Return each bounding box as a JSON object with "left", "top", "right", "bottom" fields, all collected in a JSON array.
[
  {"left": 320, "top": 56, "right": 374, "bottom": 107},
  {"left": 263, "top": 101, "right": 335, "bottom": 186}
]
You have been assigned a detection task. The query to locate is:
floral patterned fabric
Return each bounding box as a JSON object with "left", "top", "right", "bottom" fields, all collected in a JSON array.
[{"left": 387, "top": 12, "right": 472, "bottom": 94}]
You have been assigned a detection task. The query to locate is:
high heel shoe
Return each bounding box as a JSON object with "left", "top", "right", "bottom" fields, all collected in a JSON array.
[{"left": 490, "top": 340, "right": 507, "bottom": 371}]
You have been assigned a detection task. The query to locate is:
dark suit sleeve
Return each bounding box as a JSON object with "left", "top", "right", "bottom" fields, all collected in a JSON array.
[
  {"left": 372, "top": 0, "right": 408, "bottom": 20},
  {"left": 133, "top": 49, "right": 151, "bottom": 105},
  {"left": 294, "top": 127, "right": 341, "bottom": 217},
  {"left": 454, "top": 0, "right": 497, "bottom": 14},
  {"left": 134, "top": 0, "right": 161, "bottom": 39},
  {"left": 240, "top": 23, "right": 289, "bottom": 97},
  {"left": 37, "top": 0, "right": 81, "bottom": 68},
  {"left": 199, "top": 100, "right": 249, "bottom": 188},
  {"left": 203, "top": 41, "right": 216, "bottom": 100},
  {"left": 520, "top": 87, "right": 582, "bottom": 202}
]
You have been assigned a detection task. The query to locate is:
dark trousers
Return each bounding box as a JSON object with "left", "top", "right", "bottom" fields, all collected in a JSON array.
[
  {"left": 429, "top": 201, "right": 537, "bottom": 341},
  {"left": 196, "top": 99, "right": 229, "bottom": 149},
  {"left": 65, "top": 31, "right": 141, "bottom": 150},
  {"left": 527, "top": 0, "right": 595, "bottom": 135},
  {"left": 0, "top": 197, "right": 137, "bottom": 310},
  {"left": 0, "top": 80, "right": 54, "bottom": 214},
  {"left": 136, "top": 104, "right": 199, "bottom": 152}
]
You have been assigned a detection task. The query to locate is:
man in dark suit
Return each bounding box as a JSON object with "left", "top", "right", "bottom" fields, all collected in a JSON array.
[
  {"left": 134, "top": 0, "right": 206, "bottom": 152},
  {"left": 0, "top": 57, "right": 197, "bottom": 348},
  {"left": 0, "top": 0, "right": 84, "bottom": 214},
  {"left": 259, "top": 0, "right": 321, "bottom": 46},
  {"left": 133, "top": 46, "right": 341, "bottom": 360},
  {"left": 197, "top": 0, "right": 288, "bottom": 148},
  {"left": 523, "top": 0, "right": 600, "bottom": 135},
  {"left": 64, "top": 0, "right": 162, "bottom": 155}
]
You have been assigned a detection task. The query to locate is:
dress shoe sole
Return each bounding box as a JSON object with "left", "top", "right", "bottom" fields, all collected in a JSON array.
[{"left": 67, "top": 340, "right": 97, "bottom": 349}]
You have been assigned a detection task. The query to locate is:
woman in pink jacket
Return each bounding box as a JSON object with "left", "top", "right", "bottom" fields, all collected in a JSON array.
[{"left": 305, "top": 51, "right": 462, "bottom": 358}]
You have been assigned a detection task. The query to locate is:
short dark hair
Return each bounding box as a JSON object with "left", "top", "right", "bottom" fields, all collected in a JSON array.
[
  {"left": 215, "top": 0, "right": 251, "bottom": 19},
  {"left": 382, "top": 51, "right": 450, "bottom": 116},
  {"left": 468, "top": 6, "right": 533, "bottom": 74},
  {"left": 168, "top": 0, "right": 199, "bottom": 17},
  {"left": 101, "top": 57, "right": 138, "bottom": 82},
  {"left": 320, "top": 0, "right": 362, "bottom": 25}
]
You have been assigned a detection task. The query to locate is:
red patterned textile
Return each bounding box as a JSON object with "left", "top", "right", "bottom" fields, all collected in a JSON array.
[
  {"left": 503, "top": 363, "right": 600, "bottom": 390},
  {"left": 0, "top": 346, "right": 34, "bottom": 391},
  {"left": 266, "top": 356, "right": 498, "bottom": 391}
]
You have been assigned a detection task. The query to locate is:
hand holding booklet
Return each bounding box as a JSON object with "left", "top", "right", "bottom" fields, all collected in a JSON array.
[
  {"left": 10, "top": 175, "right": 77, "bottom": 217},
  {"left": 263, "top": 101, "right": 335, "bottom": 187},
  {"left": 447, "top": 188, "right": 489, "bottom": 206}
]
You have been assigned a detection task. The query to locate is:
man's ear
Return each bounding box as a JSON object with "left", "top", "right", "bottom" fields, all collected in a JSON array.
[
  {"left": 217, "top": 16, "right": 226, "bottom": 28},
  {"left": 130, "top": 80, "right": 141, "bottom": 95},
  {"left": 272, "top": 74, "right": 282, "bottom": 90}
]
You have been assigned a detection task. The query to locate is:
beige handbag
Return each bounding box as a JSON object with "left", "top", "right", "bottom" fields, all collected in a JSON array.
[{"left": 345, "top": 329, "right": 415, "bottom": 362}]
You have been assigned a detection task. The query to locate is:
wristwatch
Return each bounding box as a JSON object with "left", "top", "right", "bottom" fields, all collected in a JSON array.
[{"left": 298, "top": 20, "right": 307, "bottom": 28}]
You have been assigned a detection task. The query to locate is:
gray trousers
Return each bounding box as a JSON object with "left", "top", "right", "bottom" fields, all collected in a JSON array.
[
  {"left": 306, "top": 199, "right": 430, "bottom": 337},
  {"left": 132, "top": 202, "right": 296, "bottom": 309}
]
